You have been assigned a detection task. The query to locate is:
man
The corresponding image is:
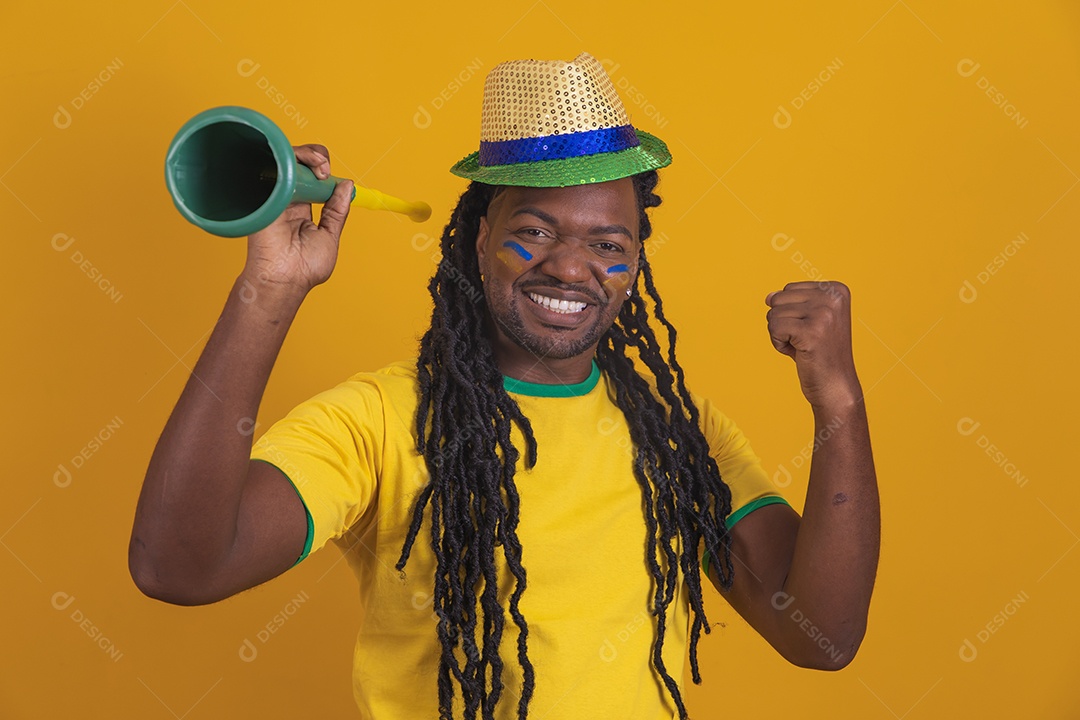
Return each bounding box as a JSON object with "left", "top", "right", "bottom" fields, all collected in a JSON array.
[{"left": 130, "top": 53, "right": 879, "bottom": 720}]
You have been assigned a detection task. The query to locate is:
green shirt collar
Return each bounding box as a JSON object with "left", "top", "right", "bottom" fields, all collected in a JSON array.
[{"left": 502, "top": 360, "right": 600, "bottom": 398}]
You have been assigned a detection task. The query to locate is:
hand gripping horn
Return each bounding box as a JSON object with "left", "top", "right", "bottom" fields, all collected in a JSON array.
[{"left": 165, "top": 106, "right": 430, "bottom": 237}]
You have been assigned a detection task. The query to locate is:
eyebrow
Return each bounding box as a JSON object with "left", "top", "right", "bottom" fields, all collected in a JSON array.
[{"left": 509, "top": 207, "right": 635, "bottom": 240}]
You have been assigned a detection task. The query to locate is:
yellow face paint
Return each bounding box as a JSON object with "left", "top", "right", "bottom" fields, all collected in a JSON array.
[
  {"left": 603, "top": 263, "right": 633, "bottom": 292},
  {"left": 496, "top": 240, "right": 531, "bottom": 273}
]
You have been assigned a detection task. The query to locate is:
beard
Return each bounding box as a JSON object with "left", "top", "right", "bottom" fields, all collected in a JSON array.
[{"left": 487, "top": 279, "right": 618, "bottom": 361}]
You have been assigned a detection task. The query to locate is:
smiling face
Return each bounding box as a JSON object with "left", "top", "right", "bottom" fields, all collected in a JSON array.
[{"left": 475, "top": 178, "right": 641, "bottom": 370}]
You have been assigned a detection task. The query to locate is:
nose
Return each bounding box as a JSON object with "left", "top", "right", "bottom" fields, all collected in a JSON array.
[{"left": 536, "top": 239, "right": 593, "bottom": 285}]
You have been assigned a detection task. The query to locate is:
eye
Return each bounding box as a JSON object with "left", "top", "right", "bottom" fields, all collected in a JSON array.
[
  {"left": 594, "top": 241, "right": 625, "bottom": 253},
  {"left": 514, "top": 227, "right": 554, "bottom": 242}
]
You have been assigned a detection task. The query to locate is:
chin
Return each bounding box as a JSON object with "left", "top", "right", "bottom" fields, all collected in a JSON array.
[
  {"left": 496, "top": 316, "right": 600, "bottom": 361},
  {"left": 490, "top": 286, "right": 621, "bottom": 361}
]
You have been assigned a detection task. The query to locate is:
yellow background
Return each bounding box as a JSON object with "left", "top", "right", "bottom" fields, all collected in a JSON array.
[{"left": 4, "top": 0, "right": 1078, "bottom": 717}]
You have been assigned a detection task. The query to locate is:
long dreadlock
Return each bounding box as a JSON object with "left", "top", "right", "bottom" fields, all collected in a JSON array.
[{"left": 395, "top": 171, "right": 735, "bottom": 720}]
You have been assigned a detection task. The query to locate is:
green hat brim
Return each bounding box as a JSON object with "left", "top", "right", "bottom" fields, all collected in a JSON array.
[{"left": 449, "top": 129, "right": 671, "bottom": 187}]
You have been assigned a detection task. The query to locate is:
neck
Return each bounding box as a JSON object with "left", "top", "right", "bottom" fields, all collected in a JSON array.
[{"left": 491, "top": 337, "right": 597, "bottom": 385}]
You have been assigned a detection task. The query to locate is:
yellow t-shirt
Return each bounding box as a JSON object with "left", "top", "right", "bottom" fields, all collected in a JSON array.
[{"left": 251, "top": 359, "right": 787, "bottom": 719}]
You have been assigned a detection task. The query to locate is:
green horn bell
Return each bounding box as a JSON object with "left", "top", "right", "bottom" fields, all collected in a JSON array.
[{"left": 164, "top": 106, "right": 429, "bottom": 237}]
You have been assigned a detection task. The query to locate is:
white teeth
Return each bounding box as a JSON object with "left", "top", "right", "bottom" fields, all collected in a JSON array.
[{"left": 528, "top": 292, "right": 587, "bottom": 314}]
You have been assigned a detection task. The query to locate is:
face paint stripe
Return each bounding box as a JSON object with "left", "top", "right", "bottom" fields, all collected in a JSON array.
[
  {"left": 502, "top": 241, "right": 533, "bottom": 261},
  {"left": 607, "top": 264, "right": 629, "bottom": 274}
]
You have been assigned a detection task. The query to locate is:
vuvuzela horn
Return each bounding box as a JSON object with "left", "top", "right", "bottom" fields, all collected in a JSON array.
[{"left": 165, "top": 106, "right": 431, "bottom": 237}]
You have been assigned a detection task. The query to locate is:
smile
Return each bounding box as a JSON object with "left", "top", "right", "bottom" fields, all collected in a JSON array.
[{"left": 527, "top": 292, "right": 588, "bottom": 314}]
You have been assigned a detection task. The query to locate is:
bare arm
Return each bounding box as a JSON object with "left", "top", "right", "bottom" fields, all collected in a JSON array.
[
  {"left": 709, "top": 281, "right": 879, "bottom": 669},
  {"left": 128, "top": 146, "right": 354, "bottom": 605}
]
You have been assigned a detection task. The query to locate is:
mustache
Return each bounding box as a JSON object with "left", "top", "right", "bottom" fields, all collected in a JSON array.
[{"left": 514, "top": 278, "right": 606, "bottom": 306}]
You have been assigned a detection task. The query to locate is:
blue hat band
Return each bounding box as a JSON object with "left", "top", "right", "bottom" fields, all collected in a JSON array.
[{"left": 478, "top": 124, "right": 640, "bottom": 167}]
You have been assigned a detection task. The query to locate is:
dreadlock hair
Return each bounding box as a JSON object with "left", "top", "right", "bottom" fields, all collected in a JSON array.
[{"left": 396, "top": 170, "right": 736, "bottom": 720}]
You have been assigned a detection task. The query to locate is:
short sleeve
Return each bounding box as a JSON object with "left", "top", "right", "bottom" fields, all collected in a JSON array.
[
  {"left": 696, "top": 395, "right": 789, "bottom": 530},
  {"left": 250, "top": 376, "right": 385, "bottom": 562}
]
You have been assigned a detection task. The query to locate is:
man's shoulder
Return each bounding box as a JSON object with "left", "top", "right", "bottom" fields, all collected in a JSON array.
[
  {"left": 344, "top": 358, "right": 418, "bottom": 384},
  {"left": 310, "top": 359, "right": 419, "bottom": 412},
  {"left": 598, "top": 362, "right": 735, "bottom": 436},
  {"left": 599, "top": 363, "right": 716, "bottom": 410}
]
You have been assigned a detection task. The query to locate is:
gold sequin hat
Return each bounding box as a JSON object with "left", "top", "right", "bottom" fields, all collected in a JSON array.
[{"left": 450, "top": 52, "right": 672, "bottom": 187}]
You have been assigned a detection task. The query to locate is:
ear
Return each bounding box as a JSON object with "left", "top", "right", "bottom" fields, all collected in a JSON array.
[{"left": 476, "top": 215, "right": 490, "bottom": 268}]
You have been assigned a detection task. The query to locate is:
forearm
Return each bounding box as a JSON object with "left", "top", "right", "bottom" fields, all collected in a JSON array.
[
  {"left": 129, "top": 273, "right": 305, "bottom": 597},
  {"left": 776, "top": 395, "right": 880, "bottom": 667}
]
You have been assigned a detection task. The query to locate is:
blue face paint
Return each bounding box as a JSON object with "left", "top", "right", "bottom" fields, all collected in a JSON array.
[
  {"left": 607, "top": 264, "right": 630, "bottom": 274},
  {"left": 502, "top": 241, "right": 532, "bottom": 261}
]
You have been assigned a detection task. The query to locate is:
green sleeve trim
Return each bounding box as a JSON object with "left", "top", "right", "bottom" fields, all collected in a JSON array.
[
  {"left": 253, "top": 458, "right": 315, "bottom": 567},
  {"left": 295, "top": 500, "right": 315, "bottom": 567},
  {"left": 727, "top": 495, "right": 790, "bottom": 530},
  {"left": 702, "top": 495, "right": 791, "bottom": 577}
]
